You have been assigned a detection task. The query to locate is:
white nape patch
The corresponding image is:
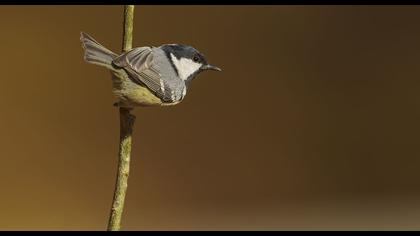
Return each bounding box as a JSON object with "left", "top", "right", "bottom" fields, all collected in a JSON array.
[{"left": 170, "top": 53, "right": 202, "bottom": 81}]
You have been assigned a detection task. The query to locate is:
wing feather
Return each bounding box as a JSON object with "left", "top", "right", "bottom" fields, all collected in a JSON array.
[{"left": 112, "top": 47, "right": 174, "bottom": 102}]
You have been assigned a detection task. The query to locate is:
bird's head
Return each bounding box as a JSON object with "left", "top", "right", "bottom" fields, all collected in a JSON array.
[{"left": 160, "top": 44, "right": 221, "bottom": 83}]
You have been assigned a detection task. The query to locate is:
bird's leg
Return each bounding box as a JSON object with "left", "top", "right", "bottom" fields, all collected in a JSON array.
[{"left": 114, "top": 101, "right": 135, "bottom": 111}]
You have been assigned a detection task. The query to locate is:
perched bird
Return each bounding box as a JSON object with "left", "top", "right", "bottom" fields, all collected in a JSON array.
[{"left": 80, "top": 32, "right": 221, "bottom": 108}]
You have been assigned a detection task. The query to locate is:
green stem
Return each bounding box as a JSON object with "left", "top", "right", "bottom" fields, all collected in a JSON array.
[
  {"left": 107, "top": 5, "right": 136, "bottom": 231},
  {"left": 122, "top": 5, "right": 135, "bottom": 53}
]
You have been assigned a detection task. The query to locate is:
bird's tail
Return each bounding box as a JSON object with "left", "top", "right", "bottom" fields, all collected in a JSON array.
[{"left": 80, "top": 32, "right": 118, "bottom": 69}]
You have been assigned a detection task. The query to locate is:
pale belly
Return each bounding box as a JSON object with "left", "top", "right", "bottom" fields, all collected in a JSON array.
[{"left": 110, "top": 71, "right": 181, "bottom": 107}]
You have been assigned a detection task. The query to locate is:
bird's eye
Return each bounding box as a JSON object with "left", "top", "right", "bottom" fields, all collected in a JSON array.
[{"left": 193, "top": 56, "right": 199, "bottom": 62}]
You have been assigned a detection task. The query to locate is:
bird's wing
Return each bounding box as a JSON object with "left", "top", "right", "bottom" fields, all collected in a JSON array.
[{"left": 113, "top": 47, "right": 176, "bottom": 102}]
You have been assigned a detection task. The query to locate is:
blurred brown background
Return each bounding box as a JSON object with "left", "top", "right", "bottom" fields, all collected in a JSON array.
[{"left": 0, "top": 5, "right": 420, "bottom": 230}]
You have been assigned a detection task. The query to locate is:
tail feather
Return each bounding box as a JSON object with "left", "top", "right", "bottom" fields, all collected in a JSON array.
[{"left": 80, "top": 32, "right": 118, "bottom": 68}]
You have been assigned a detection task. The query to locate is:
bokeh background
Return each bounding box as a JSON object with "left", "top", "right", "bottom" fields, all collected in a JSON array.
[{"left": 1, "top": 5, "right": 420, "bottom": 230}]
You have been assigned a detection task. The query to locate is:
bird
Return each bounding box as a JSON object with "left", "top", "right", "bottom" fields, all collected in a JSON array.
[{"left": 80, "top": 32, "right": 221, "bottom": 108}]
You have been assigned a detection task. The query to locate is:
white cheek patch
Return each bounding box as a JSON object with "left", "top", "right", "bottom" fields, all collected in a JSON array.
[{"left": 170, "top": 53, "right": 202, "bottom": 81}]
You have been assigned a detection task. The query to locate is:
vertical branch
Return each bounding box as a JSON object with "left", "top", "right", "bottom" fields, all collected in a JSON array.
[
  {"left": 122, "top": 5, "right": 135, "bottom": 53},
  {"left": 107, "top": 5, "right": 136, "bottom": 231}
]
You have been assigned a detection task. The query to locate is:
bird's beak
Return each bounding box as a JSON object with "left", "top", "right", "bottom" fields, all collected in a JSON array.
[{"left": 202, "top": 64, "right": 222, "bottom": 72}]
